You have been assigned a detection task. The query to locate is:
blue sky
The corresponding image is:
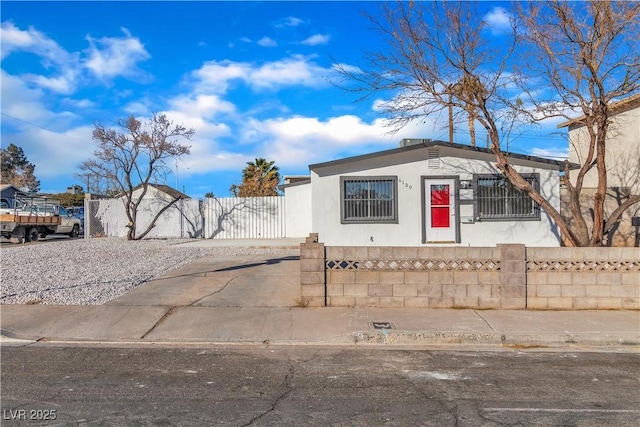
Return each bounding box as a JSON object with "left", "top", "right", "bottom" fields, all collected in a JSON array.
[{"left": 1, "top": 1, "right": 569, "bottom": 198}]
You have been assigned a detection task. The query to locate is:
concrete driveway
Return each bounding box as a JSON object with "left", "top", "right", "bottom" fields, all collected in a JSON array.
[{"left": 106, "top": 254, "right": 301, "bottom": 308}]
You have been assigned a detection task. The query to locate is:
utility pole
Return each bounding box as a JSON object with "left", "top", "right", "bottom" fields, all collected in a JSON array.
[{"left": 448, "top": 89, "right": 454, "bottom": 143}]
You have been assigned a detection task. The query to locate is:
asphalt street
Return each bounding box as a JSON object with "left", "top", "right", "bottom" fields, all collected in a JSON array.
[{"left": 2, "top": 346, "right": 639, "bottom": 426}]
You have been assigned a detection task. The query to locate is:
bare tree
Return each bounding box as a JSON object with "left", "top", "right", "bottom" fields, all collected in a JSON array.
[
  {"left": 337, "top": 0, "right": 640, "bottom": 246},
  {"left": 73, "top": 170, "right": 115, "bottom": 196},
  {"left": 80, "top": 114, "right": 194, "bottom": 240},
  {"left": 516, "top": 1, "right": 640, "bottom": 246}
]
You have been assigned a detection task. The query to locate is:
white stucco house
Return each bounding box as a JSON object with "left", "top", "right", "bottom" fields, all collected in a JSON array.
[{"left": 283, "top": 139, "right": 577, "bottom": 247}]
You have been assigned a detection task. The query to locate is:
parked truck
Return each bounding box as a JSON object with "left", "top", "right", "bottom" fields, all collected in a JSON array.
[{"left": 0, "top": 195, "right": 82, "bottom": 243}]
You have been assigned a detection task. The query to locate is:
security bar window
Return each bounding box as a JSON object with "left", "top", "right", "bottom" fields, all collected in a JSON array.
[
  {"left": 341, "top": 177, "right": 398, "bottom": 223},
  {"left": 475, "top": 174, "right": 540, "bottom": 220}
]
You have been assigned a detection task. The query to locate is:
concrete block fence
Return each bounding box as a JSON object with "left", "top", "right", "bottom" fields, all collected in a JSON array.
[
  {"left": 526, "top": 247, "right": 640, "bottom": 310},
  {"left": 299, "top": 240, "right": 640, "bottom": 310}
]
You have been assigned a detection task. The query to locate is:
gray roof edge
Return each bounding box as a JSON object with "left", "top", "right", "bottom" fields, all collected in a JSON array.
[
  {"left": 116, "top": 183, "right": 190, "bottom": 199},
  {"left": 279, "top": 178, "right": 311, "bottom": 190},
  {"left": 309, "top": 140, "right": 580, "bottom": 170},
  {"left": 557, "top": 93, "right": 640, "bottom": 128}
]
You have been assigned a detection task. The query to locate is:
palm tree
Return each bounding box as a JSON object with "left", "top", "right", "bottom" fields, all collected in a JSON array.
[{"left": 230, "top": 158, "right": 281, "bottom": 197}]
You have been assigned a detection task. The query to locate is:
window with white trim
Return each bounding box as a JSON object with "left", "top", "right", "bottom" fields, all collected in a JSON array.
[
  {"left": 341, "top": 177, "right": 398, "bottom": 223},
  {"left": 475, "top": 174, "right": 540, "bottom": 220}
]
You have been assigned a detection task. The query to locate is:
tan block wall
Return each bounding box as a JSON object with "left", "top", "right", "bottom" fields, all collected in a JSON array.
[
  {"left": 306, "top": 242, "right": 640, "bottom": 310},
  {"left": 325, "top": 245, "right": 511, "bottom": 309},
  {"left": 526, "top": 247, "right": 640, "bottom": 310}
]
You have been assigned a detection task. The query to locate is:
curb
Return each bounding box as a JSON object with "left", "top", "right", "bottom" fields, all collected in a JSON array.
[
  {"left": 2, "top": 329, "right": 638, "bottom": 351},
  {"left": 351, "top": 330, "right": 640, "bottom": 348}
]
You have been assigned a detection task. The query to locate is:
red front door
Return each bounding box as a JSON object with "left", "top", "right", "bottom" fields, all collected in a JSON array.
[
  {"left": 430, "top": 184, "right": 450, "bottom": 228},
  {"left": 425, "top": 179, "right": 456, "bottom": 242}
]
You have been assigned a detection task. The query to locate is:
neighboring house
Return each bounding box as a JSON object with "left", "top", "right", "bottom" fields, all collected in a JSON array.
[
  {"left": 123, "top": 183, "right": 189, "bottom": 202},
  {"left": 66, "top": 185, "right": 83, "bottom": 195},
  {"left": 283, "top": 139, "right": 576, "bottom": 247},
  {"left": 0, "top": 184, "right": 23, "bottom": 208},
  {"left": 558, "top": 93, "right": 640, "bottom": 246}
]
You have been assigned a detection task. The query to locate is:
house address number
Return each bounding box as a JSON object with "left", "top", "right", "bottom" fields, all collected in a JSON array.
[{"left": 399, "top": 178, "right": 413, "bottom": 189}]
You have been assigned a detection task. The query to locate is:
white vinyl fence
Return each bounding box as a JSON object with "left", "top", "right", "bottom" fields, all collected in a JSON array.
[
  {"left": 85, "top": 196, "right": 286, "bottom": 239},
  {"left": 204, "top": 196, "right": 285, "bottom": 239}
]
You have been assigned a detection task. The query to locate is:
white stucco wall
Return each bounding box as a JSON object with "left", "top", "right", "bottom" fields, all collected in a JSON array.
[
  {"left": 311, "top": 147, "right": 562, "bottom": 247},
  {"left": 284, "top": 183, "right": 312, "bottom": 238}
]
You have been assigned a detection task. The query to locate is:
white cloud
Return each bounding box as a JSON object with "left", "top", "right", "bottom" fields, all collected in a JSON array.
[
  {"left": 191, "top": 56, "right": 334, "bottom": 93},
  {"left": 299, "top": 34, "right": 330, "bottom": 46},
  {"left": 332, "top": 63, "right": 361, "bottom": 74},
  {"left": 530, "top": 147, "right": 569, "bottom": 160},
  {"left": 1, "top": 21, "right": 81, "bottom": 94},
  {"left": 0, "top": 71, "right": 94, "bottom": 183},
  {"left": 484, "top": 7, "right": 513, "bottom": 36},
  {"left": 61, "top": 98, "right": 96, "bottom": 109},
  {"left": 238, "top": 115, "right": 395, "bottom": 168},
  {"left": 160, "top": 109, "right": 232, "bottom": 140},
  {"left": 167, "top": 94, "right": 236, "bottom": 119},
  {"left": 0, "top": 21, "right": 35, "bottom": 56},
  {"left": 192, "top": 60, "right": 252, "bottom": 93},
  {"left": 159, "top": 97, "right": 235, "bottom": 174},
  {"left": 257, "top": 37, "right": 277, "bottom": 47},
  {"left": 0, "top": 21, "right": 70, "bottom": 61},
  {"left": 3, "top": 122, "right": 93, "bottom": 183},
  {"left": 123, "top": 101, "right": 151, "bottom": 116},
  {"left": 28, "top": 69, "right": 79, "bottom": 94},
  {"left": 248, "top": 55, "right": 332, "bottom": 90},
  {"left": 371, "top": 98, "right": 388, "bottom": 113},
  {"left": 179, "top": 150, "right": 247, "bottom": 174},
  {"left": 273, "top": 16, "right": 305, "bottom": 28},
  {"left": 1, "top": 71, "right": 47, "bottom": 119},
  {"left": 84, "top": 27, "right": 151, "bottom": 80},
  {"left": 2, "top": 22, "right": 153, "bottom": 93}
]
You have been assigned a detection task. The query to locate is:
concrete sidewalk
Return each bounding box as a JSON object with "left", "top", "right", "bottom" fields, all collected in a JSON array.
[{"left": 1, "top": 252, "right": 639, "bottom": 350}]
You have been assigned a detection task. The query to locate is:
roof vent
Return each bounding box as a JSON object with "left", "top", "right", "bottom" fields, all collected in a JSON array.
[
  {"left": 399, "top": 138, "right": 431, "bottom": 148},
  {"left": 428, "top": 148, "right": 440, "bottom": 169}
]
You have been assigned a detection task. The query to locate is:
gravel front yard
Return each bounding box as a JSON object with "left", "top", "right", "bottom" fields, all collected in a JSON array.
[{"left": 0, "top": 237, "right": 297, "bottom": 305}]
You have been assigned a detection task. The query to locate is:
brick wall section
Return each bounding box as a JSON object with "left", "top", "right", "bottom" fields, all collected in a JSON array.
[
  {"left": 299, "top": 241, "right": 326, "bottom": 307},
  {"left": 300, "top": 241, "right": 640, "bottom": 310},
  {"left": 323, "top": 246, "right": 504, "bottom": 309},
  {"left": 499, "top": 244, "right": 527, "bottom": 309},
  {"left": 527, "top": 247, "right": 640, "bottom": 310}
]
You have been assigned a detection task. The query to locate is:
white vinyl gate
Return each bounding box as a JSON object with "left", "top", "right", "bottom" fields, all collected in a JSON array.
[
  {"left": 85, "top": 196, "right": 286, "bottom": 239},
  {"left": 203, "top": 197, "right": 286, "bottom": 239}
]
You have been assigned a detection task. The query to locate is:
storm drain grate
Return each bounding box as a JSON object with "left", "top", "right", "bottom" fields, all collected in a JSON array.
[{"left": 372, "top": 322, "right": 393, "bottom": 330}]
